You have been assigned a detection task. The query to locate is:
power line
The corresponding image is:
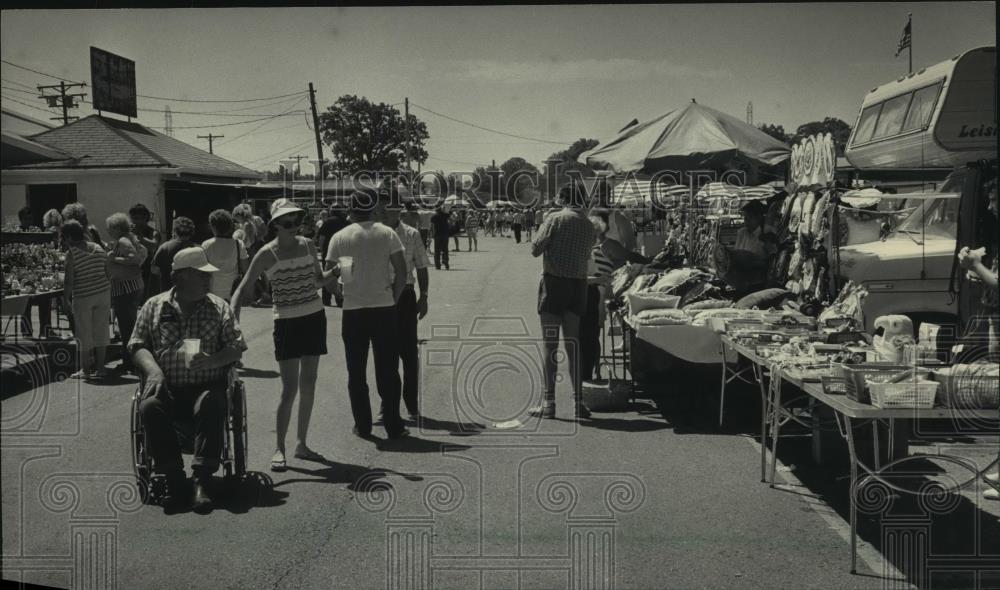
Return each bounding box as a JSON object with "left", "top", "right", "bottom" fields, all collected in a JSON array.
[
  {"left": 144, "top": 113, "right": 305, "bottom": 130},
  {"left": 2, "top": 58, "right": 308, "bottom": 104},
  {"left": 215, "top": 97, "right": 309, "bottom": 146},
  {"left": 426, "top": 154, "right": 484, "bottom": 167},
  {"left": 1, "top": 59, "right": 84, "bottom": 85},
  {"left": 244, "top": 138, "right": 315, "bottom": 166},
  {"left": 410, "top": 102, "right": 569, "bottom": 146},
  {"left": 1, "top": 94, "right": 59, "bottom": 116},
  {"left": 79, "top": 97, "right": 306, "bottom": 118},
  {"left": 2, "top": 77, "right": 38, "bottom": 90},
  {"left": 2, "top": 85, "right": 40, "bottom": 96},
  {"left": 137, "top": 90, "right": 307, "bottom": 103}
]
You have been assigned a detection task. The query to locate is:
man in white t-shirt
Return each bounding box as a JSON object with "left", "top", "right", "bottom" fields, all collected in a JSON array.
[{"left": 325, "top": 188, "right": 409, "bottom": 439}]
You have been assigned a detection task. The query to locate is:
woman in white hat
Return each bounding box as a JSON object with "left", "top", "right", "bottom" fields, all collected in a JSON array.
[{"left": 231, "top": 198, "right": 338, "bottom": 471}]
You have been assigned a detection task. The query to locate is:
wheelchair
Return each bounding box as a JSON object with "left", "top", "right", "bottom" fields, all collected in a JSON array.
[{"left": 130, "top": 367, "right": 248, "bottom": 504}]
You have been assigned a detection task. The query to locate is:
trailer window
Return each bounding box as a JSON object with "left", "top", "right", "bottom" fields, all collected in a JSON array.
[
  {"left": 902, "top": 82, "right": 943, "bottom": 132},
  {"left": 853, "top": 104, "right": 882, "bottom": 145},
  {"left": 872, "top": 93, "right": 912, "bottom": 139}
]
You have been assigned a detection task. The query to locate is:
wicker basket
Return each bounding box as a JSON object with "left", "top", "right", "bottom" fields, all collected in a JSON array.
[
  {"left": 867, "top": 379, "right": 939, "bottom": 409},
  {"left": 834, "top": 364, "right": 913, "bottom": 404}
]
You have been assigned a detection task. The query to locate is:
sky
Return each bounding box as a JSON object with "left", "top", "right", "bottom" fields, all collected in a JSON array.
[{"left": 1, "top": 4, "right": 996, "bottom": 174}]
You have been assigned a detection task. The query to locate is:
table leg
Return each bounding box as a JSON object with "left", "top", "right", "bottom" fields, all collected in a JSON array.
[
  {"left": 757, "top": 363, "right": 769, "bottom": 483},
  {"left": 843, "top": 414, "right": 859, "bottom": 574},
  {"left": 718, "top": 344, "right": 729, "bottom": 427},
  {"left": 769, "top": 375, "right": 783, "bottom": 487}
]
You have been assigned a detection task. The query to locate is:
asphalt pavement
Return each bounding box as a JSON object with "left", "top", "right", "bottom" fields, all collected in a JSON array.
[{"left": 3, "top": 232, "right": 994, "bottom": 589}]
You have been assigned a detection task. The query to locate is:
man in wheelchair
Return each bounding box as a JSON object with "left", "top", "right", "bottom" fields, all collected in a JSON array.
[{"left": 128, "top": 247, "right": 248, "bottom": 512}]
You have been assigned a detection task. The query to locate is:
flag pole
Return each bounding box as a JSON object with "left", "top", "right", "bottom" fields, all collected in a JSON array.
[{"left": 908, "top": 13, "right": 913, "bottom": 74}]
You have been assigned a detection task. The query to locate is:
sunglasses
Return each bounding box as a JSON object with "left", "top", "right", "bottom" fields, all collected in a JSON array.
[{"left": 275, "top": 217, "right": 301, "bottom": 229}]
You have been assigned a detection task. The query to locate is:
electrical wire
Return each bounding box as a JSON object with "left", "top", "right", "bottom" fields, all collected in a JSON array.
[
  {"left": 245, "top": 138, "right": 315, "bottom": 166},
  {"left": 2, "top": 85, "right": 40, "bottom": 96},
  {"left": 215, "top": 97, "right": 309, "bottom": 146},
  {"left": 1, "top": 77, "right": 38, "bottom": 90},
  {"left": 1, "top": 94, "right": 60, "bottom": 116},
  {"left": 2, "top": 58, "right": 308, "bottom": 103},
  {"left": 144, "top": 113, "right": 306, "bottom": 130},
  {"left": 1, "top": 59, "right": 84, "bottom": 85},
  {"left": 426, "top": 154, "right": 484, "bottom": 167},
  {"left": 410, "top": 102, "right": 569, "bottom": 146},
  {"left": 79, "top": 96, "right": 306, "bottom": 118}
]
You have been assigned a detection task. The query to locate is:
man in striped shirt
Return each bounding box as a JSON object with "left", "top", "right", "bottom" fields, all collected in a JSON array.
[{"left": 465, "top": 211, "right": 480, "bottom": 252}]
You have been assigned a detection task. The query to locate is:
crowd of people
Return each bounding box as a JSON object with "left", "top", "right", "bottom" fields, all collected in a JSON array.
[{"left": 34, "top": 183, "right": 651, "bottom": 512}]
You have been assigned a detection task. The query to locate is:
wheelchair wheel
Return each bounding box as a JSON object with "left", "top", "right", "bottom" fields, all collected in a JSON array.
[
  {"left": 130, "top": 389, "right": 155, "bottom": 505},
  {"left": 229, "top": 380, "right": 248, "bottom": 479}
]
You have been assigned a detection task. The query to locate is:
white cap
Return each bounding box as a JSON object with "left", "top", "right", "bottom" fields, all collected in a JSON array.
[{"left": 172, "top": 247, "right": 220, "bottom": 273}]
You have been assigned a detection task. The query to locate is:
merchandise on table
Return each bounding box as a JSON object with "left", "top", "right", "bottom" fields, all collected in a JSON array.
[{"left": 1, "top": 242, "right": 65, "bottom": 296}]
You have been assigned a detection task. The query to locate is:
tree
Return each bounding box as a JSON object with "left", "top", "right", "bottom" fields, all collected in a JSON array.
[
  {"left": 472, "top": 165, "right": 502, "bottom": 201},
  {"left": 792, "top": 117, "right": 853, "bottom": 155},
  {"left": 757, "top": 123, "right": 789, "bottom": 144},
  {"left": 540, "top": 137, "right": 600, "bottom": 196},
  {"left": 499, "top": 157, "right": 540, "bottom": 205},
  {"left": 317, "top": 95, "right": 430, "bottom": 172}
]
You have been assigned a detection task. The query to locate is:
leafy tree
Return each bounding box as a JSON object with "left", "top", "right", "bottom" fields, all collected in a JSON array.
[
  {"left": 472, "top": 165, "right": 503, "bottom": 202},
  {"left": 757, "top": 123, "right": 789, "bottom": 144},
  {"left": 540, "top": 138, "right": 599, "bottom": 196},
  {"left": 318, "top": 95, "right": 429, "bottom": 172},
  {"left": 792, "top": 117, "right": 853, "bottom": 155},
  {"left": 499, "top": 157, "right": 541, "bottom": 204}
]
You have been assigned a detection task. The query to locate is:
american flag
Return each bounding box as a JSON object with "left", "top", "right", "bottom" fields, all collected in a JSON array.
[{"left": 895, "top": 18, "right": 911, "bottom": 57}]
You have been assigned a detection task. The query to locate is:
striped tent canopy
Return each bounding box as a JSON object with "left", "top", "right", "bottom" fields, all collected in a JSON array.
[
  {"left": 695, "top": 182, "right": 778, "bottom": 202},
  {"left": 612, "top": 179, "right": 691, "bottom": 207}
]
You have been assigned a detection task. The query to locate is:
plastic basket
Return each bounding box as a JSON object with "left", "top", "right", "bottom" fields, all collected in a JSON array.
[
  {"left": 867, "top": 379, "right": 939, "bottom": 409},
  {"left": 834, "top": 364, "right": 913, "bottom": 404},
  {"left": 821, "top": 375, "right": 848, "bottom": 395}
]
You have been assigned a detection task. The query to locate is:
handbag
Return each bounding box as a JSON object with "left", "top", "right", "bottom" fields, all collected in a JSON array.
[{"left": 230, "top": 239, "right": 244, "bottom": 297}]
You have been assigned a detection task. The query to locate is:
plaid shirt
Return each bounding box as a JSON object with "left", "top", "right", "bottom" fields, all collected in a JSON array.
[
  {"left": 128, "top": 289, "right": 247, "bottom": 386},
  {"left": 532, "top": 207, "right": 595, "bottom": 279}
]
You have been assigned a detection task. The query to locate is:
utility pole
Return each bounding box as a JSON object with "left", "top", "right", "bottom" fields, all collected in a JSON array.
[
  {"left": 288, "top": 154, "right": 307, "bottom": 180},
  {"left": 308, "top": 83, "right": 325, "bottom": 178},
  {"left": 404, "top": 97, "right": 411, "bottom": 187},
  {"left": 746, "top": 101, "right": 753, "bottom": 126},
  {"left": 197, "top": 133, "right": 224, "bottom": 154},
  {"left": 164, "top": 106, "right": 173, "bottom": 137},
  {"left": 37, "top": 81, "right": 87, "bottom": 126}
]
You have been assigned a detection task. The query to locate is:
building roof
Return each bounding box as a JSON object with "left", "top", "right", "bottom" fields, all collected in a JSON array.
[{"left": 6, "top": 115, "right": 260, "bottom": 179}]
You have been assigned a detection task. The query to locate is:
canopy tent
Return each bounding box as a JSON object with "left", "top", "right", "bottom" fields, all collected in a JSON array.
[
  {"left": 579, "top": 102, "right": 791, "bottom": 175},
  {"left": 695, "top": 182, "right": 778, "bottom": 203},
  {"left": 443, "top": 194, "right": 471, "bottom": 208},
  {"left": 612, "top": 179, "right": 690, "bottom": 208},
  {"left": 485, "top": 200, "right": 516, "bottom": 209}
]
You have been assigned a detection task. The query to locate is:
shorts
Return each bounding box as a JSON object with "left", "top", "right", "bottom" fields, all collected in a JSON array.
[
  {"left": 273, "top": 309, "right": 328, "bottom": 361},
  {"left": 537, "top": 274, "right": 588, "bottom": 317},
  {"left": 467, "top": 228, "right": 478, "bottom": 237}
]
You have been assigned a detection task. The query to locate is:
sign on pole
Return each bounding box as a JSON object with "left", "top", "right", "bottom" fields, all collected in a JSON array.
[{"left": 90, "top": 47, "right": 137, "bottom": 118}]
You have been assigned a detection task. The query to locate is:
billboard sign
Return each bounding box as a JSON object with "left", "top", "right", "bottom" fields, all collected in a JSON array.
[{"left": 90, "top": 47, "right": 137, "bottom": 118}]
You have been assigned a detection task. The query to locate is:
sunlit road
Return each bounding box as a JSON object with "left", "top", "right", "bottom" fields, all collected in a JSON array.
[{"left": 4, "top": 233, "right": 904, "bottom": 589}]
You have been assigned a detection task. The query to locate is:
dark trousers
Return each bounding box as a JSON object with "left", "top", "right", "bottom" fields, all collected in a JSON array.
[
  {"left": 513, "top": 223, "right": 522, "bottom": 243},
  {"left": 580, "top": 285, "right": 602, "bottom": 381},
  {"left": 342, "top": 306, "right": 405, "bottom": 436},
  {"left": 434, "top": 236, "right": 450, "bottom": 269},
  {"left": 112, "top": 288, "right": 143, "bottom": 365},
  {"left": 138, "top": 382, "right": 227, "bottom": 480},
  {"left": 396, "top": 287, "right": 420, "bottom": 415}
]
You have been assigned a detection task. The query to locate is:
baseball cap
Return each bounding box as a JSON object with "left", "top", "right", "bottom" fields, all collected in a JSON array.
[{"left": 172, "top": 247, "right": 220, "bottom": 273}]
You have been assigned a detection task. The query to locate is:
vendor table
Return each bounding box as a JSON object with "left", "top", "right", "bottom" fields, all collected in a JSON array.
[
  {"left": 797, "top": 381, "right": 999, "bottom": 574},
  {"left": 720, "top": 335, "right": 999, "bottom": 573}
]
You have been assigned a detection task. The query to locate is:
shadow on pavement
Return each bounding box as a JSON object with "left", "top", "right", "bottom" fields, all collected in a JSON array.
[
  {"left": 275, "top": 462, "right": 424, "bottom": 489},
  {"left": 584, "top": 416, "right": 672, "bottom": 433},
  {"left": 375, "top": 436, "right": 472, "bottom": 454},
  {"left": 236, "top": 366, "right": 280, "bottom": 379},
  {"left": 413, "top": 415, "right": 486, "bottom": 436}
]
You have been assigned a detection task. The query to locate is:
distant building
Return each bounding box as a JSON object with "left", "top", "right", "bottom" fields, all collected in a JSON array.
[{"left": 2, "top": 112, "right": 260, "bottom": 238}]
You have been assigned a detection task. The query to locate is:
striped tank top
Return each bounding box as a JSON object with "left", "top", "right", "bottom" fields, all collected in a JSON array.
[
  {"left": 69, "top": 242, "right": 111, "bottom": 299},
  {"left": 265, "top": 241, "right": 323, "bottom": 320}
]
